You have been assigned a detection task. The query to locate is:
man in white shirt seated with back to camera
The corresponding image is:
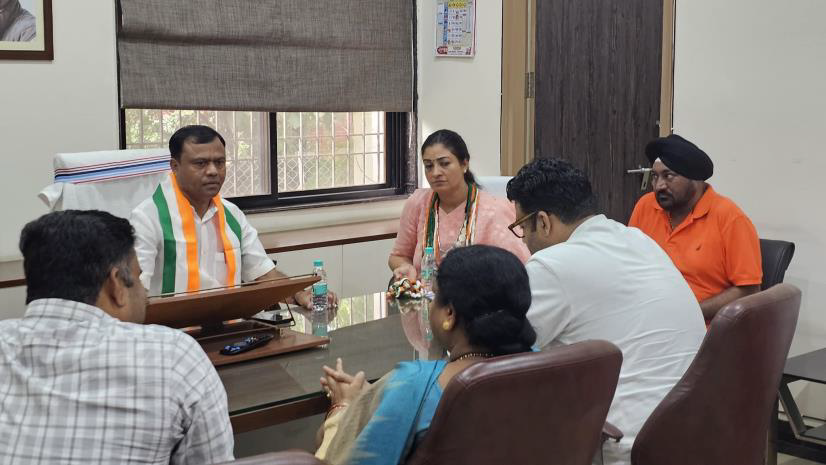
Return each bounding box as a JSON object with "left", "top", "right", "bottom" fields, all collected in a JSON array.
[
  {"left": 130, "top": 124, "right": 334, "bottom": 307},
  {"left": 0, "top": 210, "right": 233, "bottom": 464},
  {"left": 505, "top": 158, "right": 706, "bottom": 465}
]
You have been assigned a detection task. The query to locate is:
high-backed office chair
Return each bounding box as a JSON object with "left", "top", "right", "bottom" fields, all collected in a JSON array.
[
  {"left": 215, "top": 451, "right": 324, "bottom": 465},
  {"left": 39, "top": 148, "right": 170, "bottom": 218},
  {"left": 406, "top": 340, "right": 623, "bottom": 465},
  {"left": 630, "top": 283, "right": 801, "bottom": 465},
  {"left": 759, "top": 238, "right": 795, "bottom": 290},
  {"left": 476, "top": 175, "right": 512, "bottom": 198}
]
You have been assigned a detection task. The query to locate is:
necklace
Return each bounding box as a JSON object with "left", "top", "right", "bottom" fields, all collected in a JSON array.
[
  {"left": 449, "top": 352, "right": 494, "bottom": 363},
  {"left": 424, "top": 183, "right": 479, "bottom": 262}
]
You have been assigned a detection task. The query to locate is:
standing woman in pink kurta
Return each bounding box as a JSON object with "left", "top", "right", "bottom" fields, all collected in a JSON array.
[{"left": 389, "top": 130, "right": 531, "bottom": 280}]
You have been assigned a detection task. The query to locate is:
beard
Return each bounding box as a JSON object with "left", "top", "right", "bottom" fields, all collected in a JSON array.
[
  {"left": 655, "top": 192, "right": 675, "bottom": 209},
  {"left": 655, "top": 184, "right": 697, "bottom": 212}
]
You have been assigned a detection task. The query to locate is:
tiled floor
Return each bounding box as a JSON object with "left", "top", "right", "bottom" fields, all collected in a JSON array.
[{"left": 779, "top": 454, "right": 821, "bottom": 464}]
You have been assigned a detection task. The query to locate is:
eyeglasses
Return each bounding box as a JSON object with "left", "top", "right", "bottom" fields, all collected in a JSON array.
[{"left": 508, "top": 211, "right": 538, "bottom": 238}]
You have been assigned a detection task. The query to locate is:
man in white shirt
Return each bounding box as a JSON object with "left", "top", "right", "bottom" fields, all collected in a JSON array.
[
  {"left": 506, "top": 158, "right": 706, "bottom": 465},
  {"left": 0, "top": 210, "right": 234, "bottom": 464},
  {"left": 131, "top": 125, "right": 326, "bottom": 307}
]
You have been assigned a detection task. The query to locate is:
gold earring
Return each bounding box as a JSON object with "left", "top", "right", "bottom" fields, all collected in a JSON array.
[{"left": 442, "top": 321, "right": 451, "bottom": 331}]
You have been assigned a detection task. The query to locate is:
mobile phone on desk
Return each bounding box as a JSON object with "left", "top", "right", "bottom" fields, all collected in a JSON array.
[{"left": 249, "top": 305, "right": 295, "bottom": 328}]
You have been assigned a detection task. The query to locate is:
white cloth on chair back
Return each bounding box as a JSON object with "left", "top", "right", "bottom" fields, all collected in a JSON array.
[
  {"left": 39, "top": 149, "right": 171, "bottom": 219},
  {"left": 476, "top": 176, "right": 513, "bottom": 199}
]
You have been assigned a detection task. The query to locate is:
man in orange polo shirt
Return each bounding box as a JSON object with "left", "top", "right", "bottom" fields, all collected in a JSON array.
[{"left": 629, "top": 134, "right": 762, "bottom": 323}]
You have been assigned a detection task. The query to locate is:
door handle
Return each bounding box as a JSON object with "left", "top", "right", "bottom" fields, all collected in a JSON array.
[
  {"left": 626, "top": 168, "right": 651, "bottom": 175},
  {"left": 626, "top": 166, "right": 652, "bottom": 191}
]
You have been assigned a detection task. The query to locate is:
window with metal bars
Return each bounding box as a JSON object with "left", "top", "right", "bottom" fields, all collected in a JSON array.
[{"left": 120, "top": 109, "right": 410, "bottom": 210}]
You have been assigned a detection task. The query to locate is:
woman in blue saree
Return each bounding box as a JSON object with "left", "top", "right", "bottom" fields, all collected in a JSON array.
[{"left": 316, "top": 245, "right": 536, "bottom": 464}]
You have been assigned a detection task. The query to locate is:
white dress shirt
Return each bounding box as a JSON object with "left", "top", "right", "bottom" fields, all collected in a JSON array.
[
  {"left": 131, "top": 197, "right": 275, "bottom": 295},
  {"left": 0, "top": 299, "right": 234, "bottom": 464},
  {"left": 526, "top": 215, "right": 706, "bottom": 465}
]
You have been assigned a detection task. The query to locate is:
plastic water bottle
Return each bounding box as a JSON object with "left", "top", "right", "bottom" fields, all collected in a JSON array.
[
  {"left": 420, "top": 247, "right": 436, "bottom": 342},
  {"left": 420, "top": 247, "right": 436, "bottom": 297},
  {"left": 311, "top": 260, "right": 328, "bottom": 340}
]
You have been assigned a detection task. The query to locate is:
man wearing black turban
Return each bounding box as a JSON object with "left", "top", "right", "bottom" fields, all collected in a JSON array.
[{"left": 629, "top": 134, "right": 762, "bottom": 323}]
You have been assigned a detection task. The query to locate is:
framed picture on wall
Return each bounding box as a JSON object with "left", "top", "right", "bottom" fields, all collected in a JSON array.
[{"left": 0, "top": 0, "right": 52, "bottom": 60}]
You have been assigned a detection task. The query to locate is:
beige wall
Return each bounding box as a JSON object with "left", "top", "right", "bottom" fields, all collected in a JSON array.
[
  {"left": 416, "top": 0, "right": 503, "bottom": 177},
  {"left": 0, "top": 2, "right": 119, "bottom": 261},
  {"left": 674, "top": 0, "right": 826, "bottom": 414}
]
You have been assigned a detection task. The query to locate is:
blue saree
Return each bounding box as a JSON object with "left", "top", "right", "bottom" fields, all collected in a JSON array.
[{"left": 321, "top": 360, "right": 447, "bottom": 465}]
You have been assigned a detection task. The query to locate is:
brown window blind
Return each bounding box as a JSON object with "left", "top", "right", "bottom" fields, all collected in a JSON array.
[{"left": 117, "top": 0, "right": 414, "bottom": 112}]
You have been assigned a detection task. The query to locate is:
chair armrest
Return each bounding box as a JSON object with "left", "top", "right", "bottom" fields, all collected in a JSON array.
[{"left": 601, "top": 421, "right": 623, "bottom": 443}]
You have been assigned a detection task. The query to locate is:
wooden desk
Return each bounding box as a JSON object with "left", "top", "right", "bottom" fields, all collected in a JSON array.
[{"left": 220, "top": 294, "right": 427, "bottom": 433}]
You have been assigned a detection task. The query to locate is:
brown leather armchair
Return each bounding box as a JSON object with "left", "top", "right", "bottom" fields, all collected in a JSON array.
[
  {"left": 216, "top": 451, "right": 323, "bottom": 465},
  {"left": 406, "top": 340, "right": 623, "bottom": 465},
  {"left": 631, "top": 283, "right": 801, "bottom": 465}
]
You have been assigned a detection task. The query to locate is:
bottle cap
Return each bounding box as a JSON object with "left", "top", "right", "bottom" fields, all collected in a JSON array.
[
  {"left": 424, "top": 247, "right": 434, "bottom": 255},
  {"left": 313, "top": 260, "right": 323, "bottom": 267}
]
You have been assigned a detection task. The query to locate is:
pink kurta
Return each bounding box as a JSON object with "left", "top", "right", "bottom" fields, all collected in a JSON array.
[{"left": 391, "top": 188, "right": 531, "bottom": 271}]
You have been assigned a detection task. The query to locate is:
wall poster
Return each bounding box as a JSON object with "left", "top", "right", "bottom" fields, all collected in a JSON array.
[{"left": 435, "top": 0, "right": 476, "bottom": 57}]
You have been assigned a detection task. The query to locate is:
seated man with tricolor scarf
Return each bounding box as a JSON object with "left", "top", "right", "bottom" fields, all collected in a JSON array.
[{"left": 130, "top": 125, "right": 321, "bottom": 308}]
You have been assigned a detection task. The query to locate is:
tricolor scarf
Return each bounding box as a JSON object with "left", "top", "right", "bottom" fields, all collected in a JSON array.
[
  {"left": 422, "top": 183, "right": 479, "bottom": 261},
  {"left": 152, "top": 173, "right": 242, "bottom": 294}
]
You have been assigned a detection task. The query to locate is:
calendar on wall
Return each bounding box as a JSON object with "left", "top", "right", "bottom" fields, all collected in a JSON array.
[{"left": 435, "top": 0, "right": 476, "bottom": 57}]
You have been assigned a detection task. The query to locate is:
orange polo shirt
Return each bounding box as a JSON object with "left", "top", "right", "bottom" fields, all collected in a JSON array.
[{"left": 629, "top": 185, "right": 762, "bottom": 303}]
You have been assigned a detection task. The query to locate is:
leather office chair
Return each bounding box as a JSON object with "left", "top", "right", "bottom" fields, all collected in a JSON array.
[
  {"left": 631, "top": 283, "right": 801, "bottom": 465},
  {"left": 476, "top": 175, "right": 512, "bottom": 198},
  {"left": 216, "top": 451, "right": 323, "bottom": 465},
  {"left": 760, "top": 238, "right": 795, "bottom": 290},
  {"left": 406, "top": 340, "right": 623, "bottom": 465}
]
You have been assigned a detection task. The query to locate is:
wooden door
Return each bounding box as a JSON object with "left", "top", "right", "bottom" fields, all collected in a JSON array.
[{"left": 534, "top": 0, "right": 667, "bottom": 223}]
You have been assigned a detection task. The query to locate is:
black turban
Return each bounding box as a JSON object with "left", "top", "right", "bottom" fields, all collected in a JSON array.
[{"left": 645, "top": 134, "right": 713, "bottom": 181}]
